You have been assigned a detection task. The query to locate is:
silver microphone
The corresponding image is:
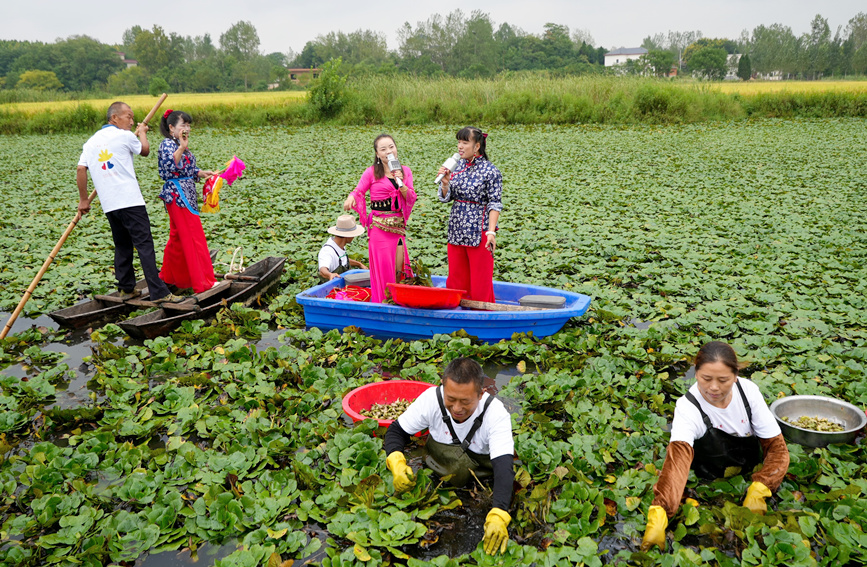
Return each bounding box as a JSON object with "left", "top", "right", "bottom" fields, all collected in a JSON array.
[
  {"left": 434, "top": 153, "right": 461, "bottom": 184},
  {"left": 387, "top": 153, "right": 404, "bottom": 187}
]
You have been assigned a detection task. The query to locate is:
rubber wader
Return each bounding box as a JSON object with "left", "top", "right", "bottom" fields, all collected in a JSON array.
[
  {"left": 425, "top": 386, "right": 495, "bottom": 487},
  {"left": 686, "top": 380, "right": 763, "bottom": 480}
]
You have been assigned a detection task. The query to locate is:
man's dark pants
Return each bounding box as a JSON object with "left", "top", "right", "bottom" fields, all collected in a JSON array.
[{"left": 104, "top": 205, "right": 170, "bottom": 299}]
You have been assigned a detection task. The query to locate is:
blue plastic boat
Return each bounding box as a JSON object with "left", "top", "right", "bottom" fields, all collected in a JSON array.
[{"left": 296, "top": 270, "right": 592, "bottom": 343}]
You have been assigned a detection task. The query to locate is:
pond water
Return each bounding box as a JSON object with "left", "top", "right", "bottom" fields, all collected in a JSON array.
[
  {"left": 1, "top": 314, "right": 535, "bottom": 563},
  {"left": 136, "top": 540, "right": 238, "bottom": 567}
]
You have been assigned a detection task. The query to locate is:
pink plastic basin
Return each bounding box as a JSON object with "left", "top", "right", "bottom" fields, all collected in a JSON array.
[{"left": 342, "top": 380, "right": 435, "bottom": 432}]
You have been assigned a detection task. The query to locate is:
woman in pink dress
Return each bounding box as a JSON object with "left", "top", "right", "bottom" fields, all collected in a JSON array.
[{"left": 343, "top": 134, "right": 416, "bottom": 303}]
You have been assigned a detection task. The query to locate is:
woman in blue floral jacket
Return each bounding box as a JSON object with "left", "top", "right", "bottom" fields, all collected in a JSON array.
[
  {"left": 437, "top": 126, "right": 503, "bottom": 302},
  {"left": 157, "top": 110, "right": 217, "bottom": 293}
]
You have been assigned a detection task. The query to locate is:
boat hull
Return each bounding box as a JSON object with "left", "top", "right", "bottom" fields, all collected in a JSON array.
[
  {"left": 48, "top": 250, "right": 220, "bottom": 329},
  {"left": 118, "top": 257, "right": 286, "bottom": 340},
  {"left": 296, "top": 271, "right": 591, "bottom": 343}
]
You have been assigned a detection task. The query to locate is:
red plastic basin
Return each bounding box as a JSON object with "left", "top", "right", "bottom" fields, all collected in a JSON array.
[
  {"left": 387, "top": 283, "right": 465, "bottom": 309},
  {"left": 343, "top": 380, "right": 435, "bottom": 431}
]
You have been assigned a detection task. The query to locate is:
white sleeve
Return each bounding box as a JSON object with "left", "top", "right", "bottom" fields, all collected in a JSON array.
[
  {"left": 317, "top": 246, "right": 336, "bottom": 271},
  {"left": 743, "top": 380, "right": 782, "bottom": 438},
  {"left": 397, "top": 387, "right": 437, "bottom": 435},
  {"left": 485, "top": 402, "right": 514, "bottom": 459},
  {"left": 78, "top": 142, "right": 89, "bottom": 168},
  {"left": 668, "top": 395, "right": 706, "bottom": 446},
  {"left": 126, "top": 131, "right": 142, "bottom": 156}
]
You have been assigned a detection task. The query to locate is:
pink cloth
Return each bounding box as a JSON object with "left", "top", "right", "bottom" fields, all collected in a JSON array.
[{"left": 350, "top": 166, "right": 417, "bottom": 303}]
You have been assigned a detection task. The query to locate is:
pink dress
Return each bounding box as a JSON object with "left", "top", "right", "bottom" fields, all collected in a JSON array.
[{"left": 350, "top": 166, "right": 417, "bottom": 303}]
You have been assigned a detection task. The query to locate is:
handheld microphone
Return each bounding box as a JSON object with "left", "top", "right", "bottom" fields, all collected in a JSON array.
[
  {"left": 434, "top": 153, "right": 461, "bottom": 184},
  {"left": 387, "top": 153, "right": 404, "bottom": 188}
]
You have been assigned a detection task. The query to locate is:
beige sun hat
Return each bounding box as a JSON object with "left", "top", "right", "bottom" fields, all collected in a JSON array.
[{"left": 327, "top": 214, "right": 365, "bottom": 237}]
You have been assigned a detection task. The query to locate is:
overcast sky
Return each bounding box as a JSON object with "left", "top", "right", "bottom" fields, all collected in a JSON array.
[{"left": 2, "top": 1, "right": 864, "bottom": 56}]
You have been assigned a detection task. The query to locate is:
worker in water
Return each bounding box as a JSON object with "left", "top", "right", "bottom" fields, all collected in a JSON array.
[
  {"left": 383, "top": 357, "right": 515, "bottom": 555},
  {"left": 641, "top": 341, "right": 790, "bottom": 551}
]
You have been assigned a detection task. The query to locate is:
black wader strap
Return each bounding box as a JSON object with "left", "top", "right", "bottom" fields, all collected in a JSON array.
[
  {"left": 436, "top": 386, "right": 461, "bottom": 445},
  {"left": 685, "top": 380, "right": 755, "bottom": 432},
  {"left": 436, "top": 386, "right": 496, "bottom": 452},
  {"left": 735, "top": 381, "right": 753, "bottom": 424},
  {"left": 327, "top": 243, "right": 348, "bottom": 269}
]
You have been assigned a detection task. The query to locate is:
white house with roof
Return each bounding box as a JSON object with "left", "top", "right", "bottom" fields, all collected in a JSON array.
[{"left": 604, "top": 47, "right": 648, "bottom": 67}]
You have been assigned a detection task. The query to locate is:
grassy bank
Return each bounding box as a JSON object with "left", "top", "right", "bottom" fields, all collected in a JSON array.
[{"left": 1, "top": 76, "right": 866, "bottom": 134}]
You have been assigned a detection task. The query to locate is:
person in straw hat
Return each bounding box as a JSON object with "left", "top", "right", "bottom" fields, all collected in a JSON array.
[{"left": 318, "top": 214, "right": 367, "bottom": 282}]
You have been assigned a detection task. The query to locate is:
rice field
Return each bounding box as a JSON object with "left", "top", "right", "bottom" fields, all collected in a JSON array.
[
  {"left": 707, "top": 79, "right": 867, "bottom": 95},
  {"left": 0, "top": 91, "right": 306, "bottom": 116}
]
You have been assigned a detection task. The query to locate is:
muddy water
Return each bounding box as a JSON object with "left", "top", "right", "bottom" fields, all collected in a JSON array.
[
  {"left": 3, "top": 315, "right": 531, "bottom": 563},
  {"left": 339, "top": 362, "right": 527, "bottom": 559},
  {"left": 0, "top": 312, "right": 99, "bottom": 409},
  {"left": 136, "top": 540, "right": 238, "bottom": 567}
]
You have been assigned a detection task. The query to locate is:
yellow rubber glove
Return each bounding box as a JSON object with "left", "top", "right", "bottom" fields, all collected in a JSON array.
[
  {"left": 743, "top": 481, "right": 772, "bottom": 514},
  {"left": 640, "top": 505, "right": 668, "bottom": 552},
  {"left": 483, "top": 508, "right": 511, "bottom": 555},
  {"left": 385, "top": 451, "right": 415, "bottom": 493}
]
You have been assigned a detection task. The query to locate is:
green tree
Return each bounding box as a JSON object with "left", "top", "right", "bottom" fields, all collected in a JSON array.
[
  {"left": 51, "top": 35, "right": 125, "bottom": 91},
  {"left": 220, "top": 21, "right": 260, "bottom": 61},
  {"left": 453, "top": 11, "right": 497, "bottom": 77},
  {"left": 132, "top": 25, "right": 183, "bottom": 73},
  {"left": 220, "top": 21, "right": 261, "bottom": 89},
  {"left": 16, "top": 69, "right": 62, "bottom": 90},
  {"left": 683, "top": 37, "right": 737, "bottom": 65},
  {"left": 688, "top": 46, "right": 727, "bottom": 79},
  {"left": 642, "top": 49, "right": 675, "bottom": 76},
  {"left": 750, "top": 24, "right": 799, "bottom": 78},
  {"left": 121, "top": 25, "right": 143, "bottom": 59},
  {"left": 308, "top": 57, "right": 346, "bottom": 119},
  {"left": 801, "top": 14, "right": 831, "bottom": 79},
  {"left": 737, "top": 53, "right": 751, "bottom": 80},
  {"left": 148, "top": 76, "right": 170, "bottom": 96},
  {"left": 107, "top": 66, "right": 149, "bottom": 94}
]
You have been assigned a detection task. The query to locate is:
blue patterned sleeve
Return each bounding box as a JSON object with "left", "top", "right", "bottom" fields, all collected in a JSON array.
[
  {"left": 157, "top": 140, "right": 181, "bottom": 179},
  {"left": 437, "top": 182, "right": 452, "bottom": 203},
  {"left": 486, "top": 164, "right": 503, "bottom": 214}
]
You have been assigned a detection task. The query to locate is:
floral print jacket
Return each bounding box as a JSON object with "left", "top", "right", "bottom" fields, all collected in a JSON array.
[
  {"left": 437, "top": 157, "right": 503, "bottom": 247},
  {"left": 157, "top": 138, "right": 201, "bottom": 213}
]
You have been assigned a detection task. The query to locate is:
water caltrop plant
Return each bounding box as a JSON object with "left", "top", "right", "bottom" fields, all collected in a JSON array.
[{"left": 0, "top": 119, "right": 866, "bottom": 565}]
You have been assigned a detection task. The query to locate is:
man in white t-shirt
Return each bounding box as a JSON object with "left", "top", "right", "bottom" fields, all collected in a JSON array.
[
  {"left": 383, "top": 357, "right": 515, "bottom": 556},
  {"left": 318, "top": 214, "right": 367, "bottom": 282},
  {"left": 77, "top": 102, "right": 176, "bottom": 303}
]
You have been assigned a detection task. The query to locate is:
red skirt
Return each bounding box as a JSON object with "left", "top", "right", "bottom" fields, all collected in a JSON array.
[{"left": 160, "top": 202, "right": 215, "bottom": 294}]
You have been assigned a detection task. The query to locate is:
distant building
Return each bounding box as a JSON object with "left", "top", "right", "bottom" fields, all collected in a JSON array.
[
  {"left": 604, "top": 48, "right": 647, "bottom": 67},
  {"left": 115, "top": 51, "right": 137, "bottom": 69},
  {"left": 285, "top": 68, "right": 320, "bottom": 86}
]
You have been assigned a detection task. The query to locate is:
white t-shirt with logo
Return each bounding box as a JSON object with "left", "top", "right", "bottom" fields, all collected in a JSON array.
[
  {"left": 670, "top": 378, "right": 781, "bottom": 445},
  {"left": 318, "top": 237, "right": 349, "bottom": 272},
  {"left": 78, "top": 125, "right": 145, "bottom": 213},
  {"left": 397, "top": 385, "right": 515, "bottom": 459}
]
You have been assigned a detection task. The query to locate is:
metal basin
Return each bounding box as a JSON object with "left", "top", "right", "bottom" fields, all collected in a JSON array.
[{"left": 770, "top": 395, "right": 866, "bottom": 448}]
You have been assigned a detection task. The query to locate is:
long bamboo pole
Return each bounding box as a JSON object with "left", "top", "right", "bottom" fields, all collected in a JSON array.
[{"left": 0, "top": 94, "right": 168, "bottom": 339}]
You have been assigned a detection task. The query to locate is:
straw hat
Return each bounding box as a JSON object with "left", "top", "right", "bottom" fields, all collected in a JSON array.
[{"left": 327, "top": 214, "right": 365, "bottom": 237}]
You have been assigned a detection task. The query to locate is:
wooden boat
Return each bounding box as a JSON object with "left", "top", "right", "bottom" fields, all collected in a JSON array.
[
  {"left": 48, "top": 250, "right": 219, "bottom": 329},
  {"left": 296, "top": 270, "right": 592, "bottom": 343},
  {"left": 117, "top": 256, "right": 286, "bottom": 340}
]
